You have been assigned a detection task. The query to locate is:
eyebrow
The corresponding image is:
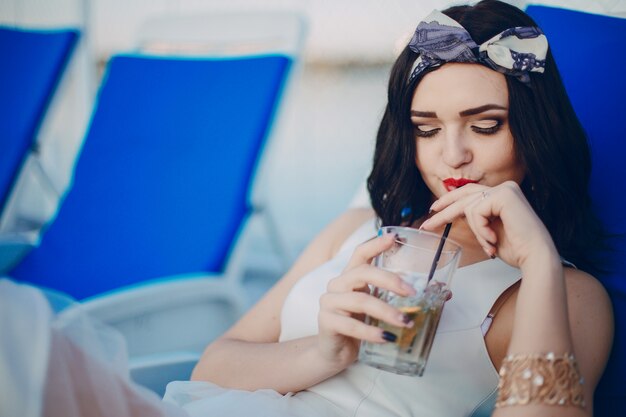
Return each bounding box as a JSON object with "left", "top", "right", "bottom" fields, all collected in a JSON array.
[
  {"left": 410, "top": 104, "right": 508, "bottom": 118},
  {"left": 410, "top": 110, "right": 437, "bottom": 118},
  {"left": 459, "top": 104, "right": 508, "bottom": 116}
]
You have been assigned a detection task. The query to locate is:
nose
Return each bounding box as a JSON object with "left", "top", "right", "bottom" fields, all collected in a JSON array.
[{"left": 441, "top": 131, "right": 472, "bottom": 168}]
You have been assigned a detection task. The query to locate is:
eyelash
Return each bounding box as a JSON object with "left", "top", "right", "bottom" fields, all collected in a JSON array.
[
  {"left": 414, "top": 127, "right": 439, "bottom": 138},
  {"left": 414, "top": 120, "right": 503, "bottom": 138},
  {"left": 471, "top": 120, "right": 502, "bottom": 135}
]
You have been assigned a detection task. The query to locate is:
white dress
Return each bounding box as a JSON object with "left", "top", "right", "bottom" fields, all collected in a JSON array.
[{"left": 164, "top": 218, "right": 522, "bottom": 417}]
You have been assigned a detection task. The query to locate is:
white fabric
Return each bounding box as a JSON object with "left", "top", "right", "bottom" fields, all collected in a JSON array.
[
  {"left": 164, "top": 218, "right": 522, "bottom": 417},
  {"left": 0, "top": 280, "right": 51, "bottom": 417},
  {"left": 0, "top": 279, "right": 187, "bottom": 417},
  {"left": 479, "top": 30, "right": 548, "bottom": 74}
]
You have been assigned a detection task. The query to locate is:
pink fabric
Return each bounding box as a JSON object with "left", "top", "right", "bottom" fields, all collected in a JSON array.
[{"left": 0, "top": 279, "right": 187, "bottom": 417}]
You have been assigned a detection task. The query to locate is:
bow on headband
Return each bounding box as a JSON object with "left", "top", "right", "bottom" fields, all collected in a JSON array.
[{"left": 408, "top": 11, "right": 548, "bottom": 84}]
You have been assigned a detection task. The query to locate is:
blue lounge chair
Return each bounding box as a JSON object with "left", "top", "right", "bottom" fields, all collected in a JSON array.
[
  {"left": 526, "top": 6, "right": 626, "bottom": 416},
  {"left": 0, "top": 26, "right": 78, "bottom": 270},
  {"left": 10, "top": 52, "right": 292, "bottom": 297},
  {"left": 8, "top": 49, "right": 297, "bottom": 395},
  {"left": 8, "top": 11, "right": 303, "bottom": 395}
]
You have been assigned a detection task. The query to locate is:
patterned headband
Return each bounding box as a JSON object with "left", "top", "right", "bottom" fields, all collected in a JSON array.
[{"left": 408, "top": 10, "right": 548, "bottom": 84}]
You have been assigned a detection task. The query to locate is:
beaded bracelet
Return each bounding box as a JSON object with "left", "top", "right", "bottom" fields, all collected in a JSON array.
[{"left": 495, "top": 352, "right": 585, "bottom": 408}]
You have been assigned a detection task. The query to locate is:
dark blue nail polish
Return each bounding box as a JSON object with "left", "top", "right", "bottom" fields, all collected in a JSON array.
[
  {"left": 377, "top": 229, "right": 383, "bottom": 237},
  {"left": 401, "top": 313, "right": 411, "bottom": 324},
  {"left": 382, "top": 331, "right": 397, "bottom": 342}
]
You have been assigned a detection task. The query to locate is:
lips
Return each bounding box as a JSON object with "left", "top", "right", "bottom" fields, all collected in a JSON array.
[{"left": 443, "top": 178, "right": 478, "bottom": 191}]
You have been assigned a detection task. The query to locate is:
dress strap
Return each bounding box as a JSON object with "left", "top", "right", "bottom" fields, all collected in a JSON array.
[{"left": 480, "top": 280, "right": 521, "bottom": 336}]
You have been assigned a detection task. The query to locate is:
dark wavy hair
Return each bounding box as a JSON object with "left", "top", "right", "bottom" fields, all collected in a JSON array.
[{"left": 367, "top": 0, "right": 603, "bottom": 273}]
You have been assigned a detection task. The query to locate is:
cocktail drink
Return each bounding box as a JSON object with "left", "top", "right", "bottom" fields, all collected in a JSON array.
[{"left": 358, "top": 227, "right": 461, "bottom": 376}]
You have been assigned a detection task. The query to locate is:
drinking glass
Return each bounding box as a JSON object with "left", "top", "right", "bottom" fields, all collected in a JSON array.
[{"left": 358, "top": 226, "right": 462, "bottom": 376}]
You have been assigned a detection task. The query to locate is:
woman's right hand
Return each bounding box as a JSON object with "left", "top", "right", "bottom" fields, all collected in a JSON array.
[{"left": 316, "top": 233, "right": 417, "bottom": 369}]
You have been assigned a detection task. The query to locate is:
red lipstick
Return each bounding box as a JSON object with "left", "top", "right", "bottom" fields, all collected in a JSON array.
[{"left": 443, "top": 178, "right": 478, "bottom": 191}]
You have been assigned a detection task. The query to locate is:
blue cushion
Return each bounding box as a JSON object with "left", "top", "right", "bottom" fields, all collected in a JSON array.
[
  {"left": 527, "top": 6, "right": 626, "bottom": 414},
  {"left": 10, "top": 54, "right": 291, "bottom": 299},
  {"left": 0, "top": 27, "right": 78, "bottom": 212}
]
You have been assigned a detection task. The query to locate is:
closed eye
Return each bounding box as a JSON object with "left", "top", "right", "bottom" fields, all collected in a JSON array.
[
  {"left": 414, "top": 125, "right": 440, "bottom": 138},
  {"left": 471, "top": 119, "right": 502, "bottom": 135}
]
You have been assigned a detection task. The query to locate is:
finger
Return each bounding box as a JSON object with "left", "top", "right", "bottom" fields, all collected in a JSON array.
[
  {"left": 471, "top": 206, "right": 498, "bottom": 245},
  {"left": 420, "top": 191, "right": 483, "bottom": 231},
  {"left": 320, "top": 291, "right": 411, "bottom": 328},
  {"left": 467, "top": 190, "right": 503, "bottom": 242},
  {"left": 327, "top": 264, "right": 416, "bottom": 297},
  {"left": 318, "top": 311, "right": 395, "bottom": 344},
  {"left": 429, "top": 183, "right": 488, "bottom": 212},
  {"left": 464, "top": 201, "right": 498, "bottom": 257},
  {"left": 344, "top": 234, "right": 395, "bottom": 270}
]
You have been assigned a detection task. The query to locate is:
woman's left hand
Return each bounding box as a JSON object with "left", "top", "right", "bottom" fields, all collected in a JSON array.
[{"left": 420, "top": 181, "right": 558, "bottom": 270}]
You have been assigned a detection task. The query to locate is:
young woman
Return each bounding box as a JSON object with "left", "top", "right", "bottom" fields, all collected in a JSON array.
[{"left": 172, "top": 1, "right": 614, "bottom": 416}]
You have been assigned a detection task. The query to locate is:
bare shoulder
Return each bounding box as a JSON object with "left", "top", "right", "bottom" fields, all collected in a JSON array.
[
  {"left": 563, "top": 267, "right": 614, "bottom": 388},
  {"left": 221, "top": 208, "right": 375, "bottom": 343},
  {"left": 563, "top": 267, "right": 613, "bottom": 324},
  {"left": 326, "top": 207, "right": 377, "bottom": 257},
  {"left": 287, "top": 207, "right": 376, "bottom": 264}
]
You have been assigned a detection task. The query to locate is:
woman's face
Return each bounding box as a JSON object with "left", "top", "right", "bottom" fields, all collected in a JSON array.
[{"left": 411, "top": 63, "right": 525, "bottom": 199}]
